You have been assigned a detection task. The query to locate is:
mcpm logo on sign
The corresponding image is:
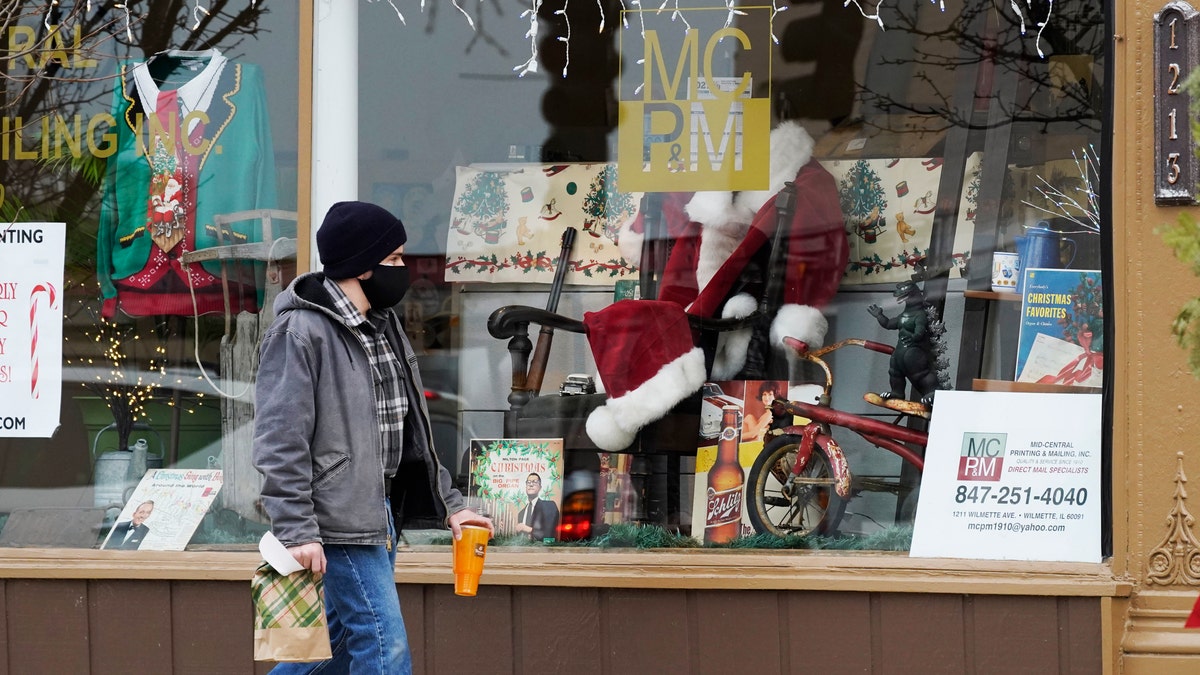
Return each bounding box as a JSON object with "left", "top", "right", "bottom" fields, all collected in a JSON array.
[
  {"left": 958, "top": 433, "right": 1006, "bottom": 481},
  {"left": 617, "top": 11, "right": 771, "bottom": 192}
]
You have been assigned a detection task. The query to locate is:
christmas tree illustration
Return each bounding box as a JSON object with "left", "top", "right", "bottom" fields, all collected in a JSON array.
[
  {"left": 454, "top": 171, "right": 510, "bottom": 244},
  {"left": 1060, "top": 273, "right": 1104, "bottom": 350},
  {"left": 839, "top": 160, "right": 888, "bottom": 243},
  {"left": 581, "top": 164, "right": 635, "bottom": 242}
]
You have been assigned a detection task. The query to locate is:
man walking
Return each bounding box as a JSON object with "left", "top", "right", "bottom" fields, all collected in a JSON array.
[{"left": 254, "top": 201, "right": 493, "bottom": 673}]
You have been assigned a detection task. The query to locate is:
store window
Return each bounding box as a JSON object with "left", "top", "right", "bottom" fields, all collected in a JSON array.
[
  {"left": 0, "top": 0, "right": 1109, "bottom": 560},
  {"left": 0, "top": 3, "right": 298, "bottom": 549},
  {"left": 356, "top": 0, "right": 1109, "bottom": 559}
]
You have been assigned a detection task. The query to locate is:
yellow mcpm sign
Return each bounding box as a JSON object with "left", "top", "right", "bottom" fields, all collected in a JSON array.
[{"left": 618, "top": 19, "right": 772, "bottom": 193}]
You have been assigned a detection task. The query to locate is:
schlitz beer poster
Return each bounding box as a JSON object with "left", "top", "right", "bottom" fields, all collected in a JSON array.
[
  {"left": 691, "top": 380, "right": 791, "bottom": 543},
  {"left": 467, "top": 439, "right": 564, "bottom": 543}
]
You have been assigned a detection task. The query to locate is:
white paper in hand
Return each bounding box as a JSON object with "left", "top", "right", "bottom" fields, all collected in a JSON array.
[{"left": 259, "top": 531, "right": 306, "bottom": 575}]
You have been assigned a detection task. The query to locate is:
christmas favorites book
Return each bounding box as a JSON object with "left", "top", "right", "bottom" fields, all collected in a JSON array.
[
  {"left": 1015, "top": 268, "right": 1103, "bottom": 387},
  {"left": 467, "top": 439, "right": 564, "bottom": 543}
]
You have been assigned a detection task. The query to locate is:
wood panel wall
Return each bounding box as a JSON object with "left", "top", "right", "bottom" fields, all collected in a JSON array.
[{"left": 0, "top": 580, "right": 1101, "bottom": 674}]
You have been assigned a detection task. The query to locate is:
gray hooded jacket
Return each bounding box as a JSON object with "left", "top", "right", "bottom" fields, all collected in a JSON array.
[{"left": 253, "top": 272, "right": 465, "bottom": 547}]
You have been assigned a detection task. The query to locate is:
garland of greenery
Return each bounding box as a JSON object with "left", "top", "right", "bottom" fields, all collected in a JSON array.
[{"left": 429, "top": 523, "right": 914, "bottom": 552}]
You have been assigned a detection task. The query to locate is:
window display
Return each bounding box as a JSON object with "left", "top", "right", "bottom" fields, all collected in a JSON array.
[
  {"left": 0, "top": 1, "right": 298, "bottom": 548},
  {"left": 0, "top": 0, "right": 1110, "bottom": 562}
]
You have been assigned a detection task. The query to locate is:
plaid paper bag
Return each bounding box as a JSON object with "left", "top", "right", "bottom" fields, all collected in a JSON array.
[{"left": 252, "top": 561, "right": 333, "bottom": 662}]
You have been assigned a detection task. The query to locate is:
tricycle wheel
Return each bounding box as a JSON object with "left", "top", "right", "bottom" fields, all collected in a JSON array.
[{"left": 747, "top": 434, "right": 845, "bottom": 537}]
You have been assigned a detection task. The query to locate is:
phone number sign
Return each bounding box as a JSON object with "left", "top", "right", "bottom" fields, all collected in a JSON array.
[{"left": 910, "top": 391, "right": 1102, "bottom": 563}]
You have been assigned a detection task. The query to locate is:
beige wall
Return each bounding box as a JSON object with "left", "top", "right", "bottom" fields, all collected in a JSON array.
[{"left": 1116, "top": 0, "right": 1200, "bottom": 670}]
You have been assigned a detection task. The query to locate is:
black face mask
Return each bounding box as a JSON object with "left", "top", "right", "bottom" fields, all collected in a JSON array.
[{"left": 359, "top": 264, "right": 411, "bottom": 309}]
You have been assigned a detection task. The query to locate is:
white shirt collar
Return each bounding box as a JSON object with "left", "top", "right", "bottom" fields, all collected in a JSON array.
[{"left": 131, "top": 49, "right": 228, "bottom": 133}]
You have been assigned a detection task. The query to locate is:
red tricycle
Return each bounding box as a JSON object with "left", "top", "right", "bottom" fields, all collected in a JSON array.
[{"left": 745, "top": 336, "right": 931, "bottom": 537}]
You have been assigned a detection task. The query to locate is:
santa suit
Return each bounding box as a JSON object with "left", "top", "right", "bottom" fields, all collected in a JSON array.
[
  {"left": 583, "top": 123, "right": 845, "bottom": 451},
  {"left": 618, "top": 122, "right": 846, "bottom": 377}
]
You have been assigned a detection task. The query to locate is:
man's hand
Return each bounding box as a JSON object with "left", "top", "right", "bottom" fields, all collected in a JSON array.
[
  {"left": 288, "top": 542, "right": 326, "bottom": 574},
  {"left": 448, "top": 509, "right": 495, "bottom": 540}
]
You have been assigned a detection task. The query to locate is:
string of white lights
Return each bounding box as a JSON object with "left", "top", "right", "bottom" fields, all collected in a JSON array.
[
  {"left": 514, "top": 0, "right": 542, "bottom": 77},
  {"left": 57, "top": 1, "right": 1060, "bottom": 85},
  {"left": 452, "top": 0, "right": 477, "bottom": 31},
  {"left": 191, "top": 0, "right": 209, "bottom": 30},
  {"left": 556, "top": 0, "right": 571, "bottom": 78},
  {"left": 366, "top": 0, "right": 408, "bottom": 25},
  {"left": 723, "top": 0, "right": 746, "bottom": 29},
  {"left": 44, "top": 0, "right": 59, "bottom": 30},
  {"left": 769, "top": 2, "right": 788, "bottom": 45}
]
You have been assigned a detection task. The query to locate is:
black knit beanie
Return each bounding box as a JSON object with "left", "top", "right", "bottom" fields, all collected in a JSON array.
[{"left": 316, "top": 201, "right": 408, "bottom": 279}]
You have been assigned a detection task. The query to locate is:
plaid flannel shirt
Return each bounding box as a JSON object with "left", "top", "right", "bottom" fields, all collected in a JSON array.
[{"left": 324, "top": 277, "right": 407, "bottom": 478}]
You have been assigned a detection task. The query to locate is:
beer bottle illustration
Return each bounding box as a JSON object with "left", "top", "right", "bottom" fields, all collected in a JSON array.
[{"left": 705, "top": 405, "right": 745, "bottom": 543}]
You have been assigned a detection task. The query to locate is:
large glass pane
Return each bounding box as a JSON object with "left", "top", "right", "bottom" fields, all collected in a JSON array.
[
  {"left": 0, "top": 3, "right": 299, "bottom": 549},
  {"left": 356, "top": 0, "right": 1109, "bottom": 557}
]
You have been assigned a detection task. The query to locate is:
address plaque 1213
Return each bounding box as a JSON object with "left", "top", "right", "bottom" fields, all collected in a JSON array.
[{"left": 1156, "top": 1, "right": 1200, "bottom": 205}]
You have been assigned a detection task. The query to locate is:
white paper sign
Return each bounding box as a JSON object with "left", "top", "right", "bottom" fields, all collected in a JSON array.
[
  {"left": 0, "top": 222, "right": 65, "bottom": 438},
  {"left": 910, "top": 391, "right": 1102, "bottom": 563}
]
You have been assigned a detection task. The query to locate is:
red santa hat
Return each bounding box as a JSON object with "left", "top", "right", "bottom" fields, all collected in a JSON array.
[
  {"left": 583, "top": 300, "right": 706, "bottom": 452},
  {"left": 617, "top": 122, "right": 845, "bottom": 377}
]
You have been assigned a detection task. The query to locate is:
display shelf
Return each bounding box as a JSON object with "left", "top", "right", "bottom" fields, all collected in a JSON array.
[
  {"left": 963, "top": 289, "right": 1021, "bottom": 302},
  {"left": 971, "top": 378, "right": 1101, "bottom": 394}
]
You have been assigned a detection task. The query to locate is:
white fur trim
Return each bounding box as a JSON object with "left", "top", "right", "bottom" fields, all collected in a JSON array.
[
  {"left": 683, "top": 123, "right": 816, "bottom": 296},
  {"left": 710, "top": 293, "right": 756, "bottom": 379},
  {"left": 694, "top": 226, "right": 743, "bottom": 295},
  {"left": 585, "top": 347, "right": 706, "bottom": 451},
  {"left": 685, "top": 191, "right": 754, "bottom": 236},
  {"left": 616, "top": 212, "right": 643, "bottom": 267},
  {"left": 721, "top": 292, "right": 758, "bottom": 320},
  {"left": 685, "top": 191, "right": 752, "bottom": 294},
  {"left": 771, "top": 304, "right": 828, "bottom": 350},
  {"left": 685, "top": 123, "right": 815, "bottom": 230},
  {"left": 737, "top": 122, "right": 816, "bottom": 214}
]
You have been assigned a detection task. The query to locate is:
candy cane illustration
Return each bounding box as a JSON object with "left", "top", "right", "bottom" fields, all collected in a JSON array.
[{"left": 28, "top": 282, "right": 58, "bottom": 400}]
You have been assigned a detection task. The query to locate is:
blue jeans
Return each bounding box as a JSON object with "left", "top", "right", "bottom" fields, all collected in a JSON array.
[{"left": 272, "top": 504, "right": 410, "bottom": 674}]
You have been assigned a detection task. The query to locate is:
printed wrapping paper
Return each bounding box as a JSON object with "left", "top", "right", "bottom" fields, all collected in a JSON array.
[
  {"left": 252, "top": 562, "right": 333, "bottom": 662},
  {"left": 819, "top": 152, "right": 980, "bottom": 285},
  {"left": 445, "top": 163, "right": 641, "bottom": 284}
]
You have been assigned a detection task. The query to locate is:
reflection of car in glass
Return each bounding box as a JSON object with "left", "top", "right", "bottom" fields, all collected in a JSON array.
[{"left": 699, "top": 382, "right": 743, "bottom": 439}]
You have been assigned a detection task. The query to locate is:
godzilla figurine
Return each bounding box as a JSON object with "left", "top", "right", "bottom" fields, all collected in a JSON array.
[{"left": 866, "top": 272, "right": 948, "bottom": 407}]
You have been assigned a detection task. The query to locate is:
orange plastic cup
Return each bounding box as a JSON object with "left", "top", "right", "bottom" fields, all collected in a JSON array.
[{"left": 452, "top": 525, "right": 490, "bottom": 596}]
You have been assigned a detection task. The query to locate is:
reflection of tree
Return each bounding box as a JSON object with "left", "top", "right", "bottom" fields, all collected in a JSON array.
[
  {"left": 854, "top": 0, "right": 1103, "bottom": 133},
  {"left": 774, "top": 0, "right": 1104, "bottom": 136}
]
